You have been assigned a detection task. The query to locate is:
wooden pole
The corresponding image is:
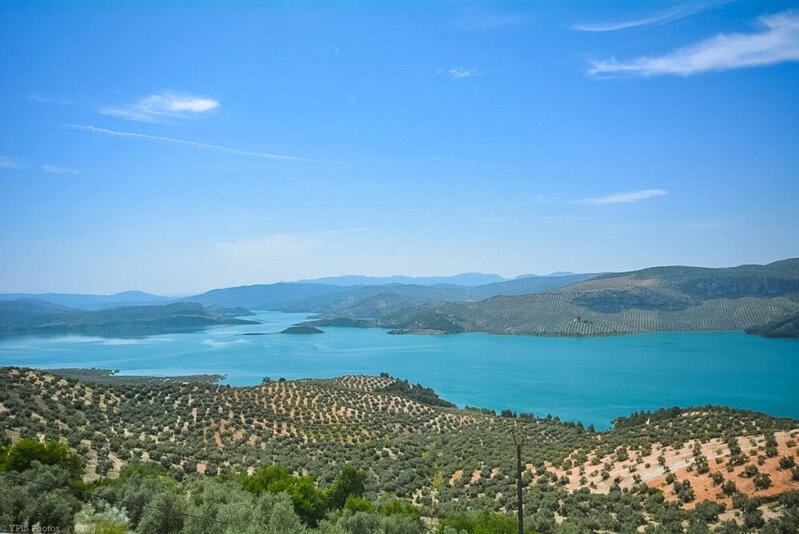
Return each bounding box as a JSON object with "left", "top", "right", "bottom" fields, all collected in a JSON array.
[{"left": 513, "top": 430, "right": 523, "bottom": 534}]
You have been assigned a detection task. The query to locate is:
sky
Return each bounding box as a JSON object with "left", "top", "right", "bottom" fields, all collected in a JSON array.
[{"left": 1, "top": 0, "right": 798, "bottom": 294}]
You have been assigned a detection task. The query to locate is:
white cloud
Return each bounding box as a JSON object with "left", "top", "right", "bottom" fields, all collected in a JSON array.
[
  {"left": 578, "top": 189, "right": 667, "bottom": 205},
  {"left": 588, "top": 11, "right": 799, "bottom": 76},
  {"left": 445, "top": 67, "right": 484, "bottom": 79},
  {"left": 101, "top": 92, "right": 220, "bottom": 122},
  {"left": 65, "top": 124, "right": 306, "bottom": 161},
  {"left": 40, "top": 164, "right": 79, "bottom": 175},
  {"left": 0, "top": 156, "right": 78, "bottom": 175},
  {"left": 573, "top": 2, "right": 722, "bottom": 32}
]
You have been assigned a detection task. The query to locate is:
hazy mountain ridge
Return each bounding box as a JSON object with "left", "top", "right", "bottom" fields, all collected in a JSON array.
[
  {"left": 181, "top": 273, "right": 598, "bottom": 316},
  {"left": 297, "top": 272, "right": 507, "bottom": 286},
  {"left": 0, "top": 290, "right": 168, "bottom": 310},
  {"left": 4, "top": 261, "right": 798, "bottom": 338}
]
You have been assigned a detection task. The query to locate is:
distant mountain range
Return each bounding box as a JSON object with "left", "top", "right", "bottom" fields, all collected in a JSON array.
[
  {"left": 0, "top": 290, "right": 167, "bottom": 310},
  {"left": 185, "top": 273, "right": 597, "bottom": 314},
  {"left": 297, "top": 272, "right": 582, "bottom": 286},
  {"left": 3, "top": 260, "right": 798, "bottom": 338},
  {"left": 309, "top": 259, "right": 799, "bottom": 337},
  {"left": 296, "top": 272, "right": 507, "bottom": 286}
]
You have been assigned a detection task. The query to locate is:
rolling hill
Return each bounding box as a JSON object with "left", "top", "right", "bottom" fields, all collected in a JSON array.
[
  {"left": 2, "top": 367, "right": 797, "bottom": 532},
  {"left": 310, "top": 259, "right": 799, "bottom": 337},
  {"left": 0, "top": 300, "right": 257, "bottom": 338},
  {"left": 0, "top": 290, "right": 168, "bottom": 310},
  {"left": 184, "top": 282, "right": 345, "bottom": 309},
  {"left": 183, "top": 273, "right": 596, "bottom": 316}
]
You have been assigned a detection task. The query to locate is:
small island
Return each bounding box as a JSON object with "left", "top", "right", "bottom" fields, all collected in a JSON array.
[{"left": 281, "top": 325, "right": 324, "bottom": 334}]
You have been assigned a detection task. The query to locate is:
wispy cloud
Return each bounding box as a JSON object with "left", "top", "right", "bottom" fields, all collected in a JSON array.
[
  {"left": 444, "top": 67, "right": 484, "bottom": 79},
  {"left": 681, "top": 219, "right": 736, "bottom": 231},
  {"left": 588, "top": 11, "right": 799, "bottom": 76},
  {"left": 573, "top": 1, "right": 723, "bottom": 32},
  {"left": 40, "top": 164, "right": 79, "bottom": 175},
  {"left": 0, "top": 155, "right": 20, "bottom": 169},
  {"left": 65, "top": 124, "right": 307, "bottom": 161},
  {"left": 215, "top": 234, "right": 322, "bottom": 262},
  {"left": 0, "top": 155, "right": 79, "bottom": 175},
  {"left": 28, "top": 93, "right": 73, "bottom": 106},
  {"left": 578, "top": 189, "right": 667, "bottom": 205},
  {"left": 454, "top": 8, "right": 524, "bottom": 31},
  {"left": 475, "top": 216, "right": 510, "bottom": 224},
  {"left": 101, "top": 92, "right": 220, "bottom": 122}
]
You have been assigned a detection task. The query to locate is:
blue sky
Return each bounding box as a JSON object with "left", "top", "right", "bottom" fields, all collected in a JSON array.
[{"left": 1, "top": 1, "right": 798, "bottom": 294}]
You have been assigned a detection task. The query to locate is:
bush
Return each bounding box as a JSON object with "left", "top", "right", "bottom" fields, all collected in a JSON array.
[
  {"left": 437, "top": 510, "right": 518, "bottom": 534},
  {"left": 753, "top": 472, "right": 772, "bottom": 490},
  {"left": 344, "top": 496, "right": 374, "bottom": 513},
  {"left": 379, "top": 497, "right": 420, "bottom": 520}
]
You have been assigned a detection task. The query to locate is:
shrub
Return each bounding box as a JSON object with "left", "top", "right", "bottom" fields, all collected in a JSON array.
[{"left": 437, "top": 510, "right": 517, "bottom": 534}]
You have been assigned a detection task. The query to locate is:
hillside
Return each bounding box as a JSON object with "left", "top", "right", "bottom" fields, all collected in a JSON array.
[
  {"left": 184, "top": 274, "right": 595, "bottom": 316},
  {"left": 1, "top": 367, "right": 797, "bottom": 532},
  {"left": 185, "top": 282, "right": 343, "bottom": 309},
  {"left": 747, "top": 312, "right": 799, "bottom": 338},
  {"left": 0, "top": 290, "right": 168, "bottom": 310},
  {"left": 0, "top": 301, "right": 256, "bottom": 338},
  {"left": 313, "top": 259, "right": 799, "bottom": 336},
  {"left": 280, "top": 284, "right": 469, "bottom": 316}
]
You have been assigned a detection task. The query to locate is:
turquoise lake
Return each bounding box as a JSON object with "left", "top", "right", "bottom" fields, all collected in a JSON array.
[{"left": 1, "top": 310, "right": 797, "bottom": 429}]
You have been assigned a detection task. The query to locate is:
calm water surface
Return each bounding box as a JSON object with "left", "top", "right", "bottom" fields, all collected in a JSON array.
[{"left": 1, "top": 310, "right": 797, "bottom": 429}]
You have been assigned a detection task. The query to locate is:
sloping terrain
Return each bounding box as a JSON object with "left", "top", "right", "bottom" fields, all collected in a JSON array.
[
  {"left": 0, "top": 290, "right": 167, "bottom": 310},
  {"left": 184, "top": 274, "right": 596, "bottom": 317},
  {"left": 1, "top": 367, "right": 797, "bottom": 531},
  {"left": 0, "top": 301, "right": 256, "bottom": 338},
  {"left": 747, "top": 312, "right": 799, "bottom": 338},
  {"left": 185, "top": 282, "right": 344, "bottom": 309},
  {"left": 344, "top": 259, "right": 799, "bottom": 336}
]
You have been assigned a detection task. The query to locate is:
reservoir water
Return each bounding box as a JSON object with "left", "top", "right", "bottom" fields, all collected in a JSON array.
[{"left": 1, "top": 310, "right": 797, "bottom": 429}]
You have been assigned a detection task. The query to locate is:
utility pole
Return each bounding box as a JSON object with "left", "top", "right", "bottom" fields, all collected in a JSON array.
[{"left": 513, "top": 427, "right": 524, "bottom": 534}]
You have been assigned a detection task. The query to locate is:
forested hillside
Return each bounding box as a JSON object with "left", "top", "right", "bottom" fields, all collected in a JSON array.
[{"left": 329, "top": 260, "right": 799, "bottom": 336}]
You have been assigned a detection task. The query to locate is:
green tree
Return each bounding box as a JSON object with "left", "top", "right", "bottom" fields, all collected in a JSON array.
[
  {"left": 137, "top": 490, "right": 186, "bottom": 534},
  {"left": 0, "top": 439, "right": 83, "bottom": 479},
  {"left": 327, "top": 465, "right": 366, "bottom": 510}
]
